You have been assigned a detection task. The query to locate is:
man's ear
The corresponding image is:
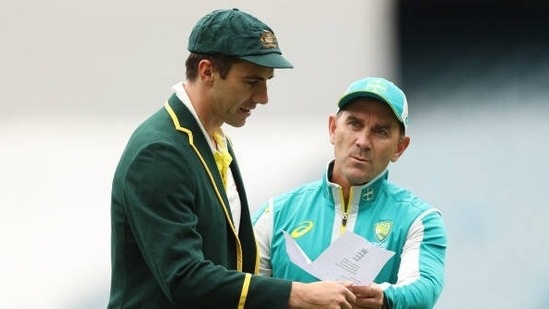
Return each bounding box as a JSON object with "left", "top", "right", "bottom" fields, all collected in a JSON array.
[
  {"left": 391, "top": 136, "right": 410, "bottom": 162},
  {"left": 197, "top": 59, "right": 214, "bottom": 85},
  {"left": 328, "top": 114, "right": 337, "bottom": 145}
]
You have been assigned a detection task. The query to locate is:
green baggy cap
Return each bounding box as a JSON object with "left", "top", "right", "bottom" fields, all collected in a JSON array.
[{"left": 188, "top": 8, "right": 293, "bottom": 69}]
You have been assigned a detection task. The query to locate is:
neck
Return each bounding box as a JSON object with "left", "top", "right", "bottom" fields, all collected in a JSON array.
[{"left": 184, "top": 82, "right": 222, "bottom": 137}]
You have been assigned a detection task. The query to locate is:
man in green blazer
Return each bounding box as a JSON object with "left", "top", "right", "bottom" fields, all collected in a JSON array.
[{"left": 107, "top": 8, "right": 356, "bottom": 309}]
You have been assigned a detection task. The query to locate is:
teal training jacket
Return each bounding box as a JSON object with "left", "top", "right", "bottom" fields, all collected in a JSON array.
[{"left": 253, "top": 162, "right": 447, "bottom": 309}]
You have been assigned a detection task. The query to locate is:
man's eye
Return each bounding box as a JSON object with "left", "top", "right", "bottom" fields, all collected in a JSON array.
[
  {"left": 348, "top": 121, "right": 361, "bottom": 129},
  {"left": 374, "top": 128, "right": 389, "bottom": 136}
]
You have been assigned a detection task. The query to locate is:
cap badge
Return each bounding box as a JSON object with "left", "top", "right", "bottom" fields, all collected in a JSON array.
[
  {"left": 365, "top": 79, "right": 388, "bottom": 95},
  {"left": 260, "top": 30, "right": 279, "bottom": 49}
]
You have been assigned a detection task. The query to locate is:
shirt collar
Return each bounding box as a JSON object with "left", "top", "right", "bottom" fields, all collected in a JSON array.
[{"left": 172, "top": 82, "right": 216, "bottom": 152}]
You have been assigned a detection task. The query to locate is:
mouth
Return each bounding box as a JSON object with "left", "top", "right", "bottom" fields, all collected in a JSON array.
[
  {"left": 350, "top": 155, "right": 368, "bottom": 163},
  {"left": 239, "top": 106, "right": 254, "bottom": 116}
]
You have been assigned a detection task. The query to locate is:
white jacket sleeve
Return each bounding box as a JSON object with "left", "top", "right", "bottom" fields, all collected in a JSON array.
[{"left": 252, "top": 199, "right": 275, "bottom": 277}]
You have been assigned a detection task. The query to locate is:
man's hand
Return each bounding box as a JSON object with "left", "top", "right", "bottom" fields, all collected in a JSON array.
[
  {"left": 289, "top": 281, "right": 356, "bottom": 309},
  {"left": 350, "top": 283, "right": 384, "bottom": 309}
]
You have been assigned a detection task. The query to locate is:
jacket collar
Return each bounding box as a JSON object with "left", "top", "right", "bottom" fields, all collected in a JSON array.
[{"left": 323, "top": 160, "right": 388, "bottom": 207}]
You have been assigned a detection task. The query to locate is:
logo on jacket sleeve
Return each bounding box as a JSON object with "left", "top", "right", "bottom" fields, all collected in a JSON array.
[
  {"left": 290, "top": 221, "right": 314, "bottom": 238},
  {"left": 374, "top": 221, "right": 392, "bottom": 242}
]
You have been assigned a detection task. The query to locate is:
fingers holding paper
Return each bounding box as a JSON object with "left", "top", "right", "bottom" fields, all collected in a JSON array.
[
  {"left": 350, "top": 283, "right": 384, "bottom": 309},
  {"left": 289, "top": 281, "right": 357, "bottom": 309}
]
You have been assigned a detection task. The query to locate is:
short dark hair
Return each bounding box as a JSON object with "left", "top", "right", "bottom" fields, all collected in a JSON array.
[{"left": 185, "top": 53, "right": 240, "bottom": 81}]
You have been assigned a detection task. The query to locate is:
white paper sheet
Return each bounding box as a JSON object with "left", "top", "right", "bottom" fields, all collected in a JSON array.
[{"left": 283, "top": 231, "right": 395, "bottom": 285}]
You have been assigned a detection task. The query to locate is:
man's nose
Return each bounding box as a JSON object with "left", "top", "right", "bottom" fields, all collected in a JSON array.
[
  {"left": 252, "top": 81, "right": 268, "bottom": 104},
  {"left": 355, "top": 131, "right": 372, "bottom": 150}
]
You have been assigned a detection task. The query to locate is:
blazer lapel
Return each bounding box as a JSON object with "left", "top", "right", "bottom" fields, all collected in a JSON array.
[{"left": 164, "top": 94, "right": 235, "bottom": 227}]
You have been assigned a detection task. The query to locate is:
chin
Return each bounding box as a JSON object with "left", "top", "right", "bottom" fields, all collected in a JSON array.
[
  {"left": 227, "top": 120, "right": 246, "bottom": 128},
  {"left": 346, "top": 172, "right": 369, "bottom": 184}
]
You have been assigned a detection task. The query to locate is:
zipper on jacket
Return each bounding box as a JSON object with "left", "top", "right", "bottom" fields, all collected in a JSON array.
[
  {"left": 338, "top": 189, "right": 351, "bottom": 235},
  {"left": 339, "top": 203, "right": 350, "bottom": 235}
]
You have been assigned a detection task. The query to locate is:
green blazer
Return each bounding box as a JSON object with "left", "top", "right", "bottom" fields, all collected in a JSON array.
[{"left": 108, "top": 94, "right": 292, "bottom": 308}]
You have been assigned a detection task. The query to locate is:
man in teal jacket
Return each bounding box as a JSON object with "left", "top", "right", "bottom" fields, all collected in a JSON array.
[
  {"left": 108, "top": 8, "right": 356, "bottom": 309},
  {"left": 253, "top": 77, "right": 447, "bottom": 309}
]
